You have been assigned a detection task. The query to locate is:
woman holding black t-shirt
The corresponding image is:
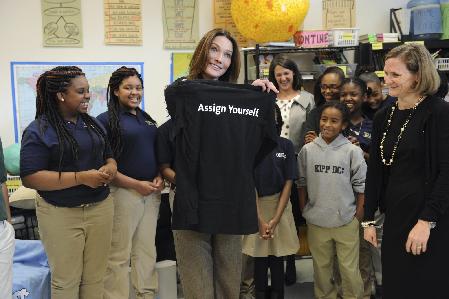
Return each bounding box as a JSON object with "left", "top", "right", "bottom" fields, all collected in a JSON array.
[{"left": 168, "top": 28, "right": 278, "bottom": 299}]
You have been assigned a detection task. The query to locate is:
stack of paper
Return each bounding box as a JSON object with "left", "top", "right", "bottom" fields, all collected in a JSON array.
[{"left": 359, "top": 33, "right": 400, "bottom": 43}]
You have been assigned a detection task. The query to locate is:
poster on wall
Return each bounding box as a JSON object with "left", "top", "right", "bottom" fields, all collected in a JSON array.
[
  {"left": 10, "top": 62, "right": 144, "bottom": 143},
  {"left": 163, "top": 0, "right": 199, "bottom": 49},
  {"left": 213, "top": 0, "right": 249, "bottom": 48},
  {"left": 322, "top": 0, "right": 356, "bottom": 30},
  {"left": 104, "top": 0, "right": 142, "bottom": 45},
  {"left": 41, "top": 0, "right": 83, "bottom": 47},
  {"left": 170, "top": 52, "right": 193, "bottom": 82}
]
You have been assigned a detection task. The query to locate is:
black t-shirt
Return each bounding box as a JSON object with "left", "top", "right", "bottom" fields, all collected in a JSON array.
[{"left": 165, "top": 79, "right": 278, "bottom": 234}]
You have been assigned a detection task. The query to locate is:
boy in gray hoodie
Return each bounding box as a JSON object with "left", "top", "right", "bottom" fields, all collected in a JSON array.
[{"left": 298, "top": 101, "right": 366, "bottom": 299}]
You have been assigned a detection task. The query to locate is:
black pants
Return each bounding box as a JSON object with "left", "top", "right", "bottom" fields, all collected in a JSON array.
[{"left": 254, "top": 256, "right": 284, "bottom": 293}]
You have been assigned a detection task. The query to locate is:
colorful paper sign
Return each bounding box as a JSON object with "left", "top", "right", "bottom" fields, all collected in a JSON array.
[{"left": 294, "top": 31, "right": 329, "bottom": 48}]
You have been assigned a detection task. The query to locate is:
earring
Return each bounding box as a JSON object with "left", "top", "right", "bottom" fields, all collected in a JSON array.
[{"left": 61, "top": 98, "right": 65, "bottom": 102}]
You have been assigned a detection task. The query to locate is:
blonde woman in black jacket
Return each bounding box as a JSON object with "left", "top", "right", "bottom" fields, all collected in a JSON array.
[{"left": 363, "top": 43, "right": 449, "bottom": 299}]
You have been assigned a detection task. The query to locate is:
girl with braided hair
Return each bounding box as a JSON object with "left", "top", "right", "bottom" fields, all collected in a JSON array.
[
  {"left": 97, "top": 66, "right": 163, "bottom": 299},
  {"left": 20, "top": 65, "right": 117, "bottom": 299}
]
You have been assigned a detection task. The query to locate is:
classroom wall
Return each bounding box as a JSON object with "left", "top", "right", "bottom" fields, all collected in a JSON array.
[{"left": 0, "top": 0, "right": 407, "bottom": 146}]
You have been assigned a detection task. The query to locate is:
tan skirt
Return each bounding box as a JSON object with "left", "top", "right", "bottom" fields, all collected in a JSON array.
[{"left": 242, "top": 193, "right": 299, "bottom": 257}]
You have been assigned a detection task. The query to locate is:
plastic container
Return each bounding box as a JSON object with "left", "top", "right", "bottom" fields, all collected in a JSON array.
[
  {"left": 441, "top": 0, "right": 449, "bottom": 39},
  {"left": 407, "top": 0, "right": 442, "bottom": 39},
  {"left": 435, "top": 57, "right": 449, "bottom": 69},
  {"left": 6, "top": 174, "right": 22, "bottom": 195},
  {"left": 10, "top": 207, "right": 40, "bottom": 240},
  {"left": 328, "top": 28, "right": 360, "bottom": 47}
]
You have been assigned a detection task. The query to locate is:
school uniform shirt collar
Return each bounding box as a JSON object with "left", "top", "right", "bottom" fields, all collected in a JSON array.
[
  {"left": 64, "top": 114, "right": 86, "bottom": 129},
  {"left": 119, "top": 106, "right": 143, "bottom": 123}
]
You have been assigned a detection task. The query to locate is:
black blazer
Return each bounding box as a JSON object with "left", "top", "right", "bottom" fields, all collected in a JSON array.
[{"left": 364, "top": 95, "right": 449, "bottom": 223}]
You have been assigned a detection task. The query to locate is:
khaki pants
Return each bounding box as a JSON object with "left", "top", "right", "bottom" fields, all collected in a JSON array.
[
  {"left": 308, "top": 218, "right": 363, "bottom": 299},
  {"left": 104, "top": 187, "right": 161, "bottom": 299},
  {"left": 240, "top": 254, "right": 255, "bottom": 299},
  {"left": 173, "top": 230, "right": 242, "bottom": 299},
  {"left": 36, "top": 195, "right": 114, "bottom": 299},
  {"left": 334, "top": 226, "right": 374, "bottom": 298}
]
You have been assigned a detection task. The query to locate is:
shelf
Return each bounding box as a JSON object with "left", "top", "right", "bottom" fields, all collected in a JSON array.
[
  {"left": 360, "top": 39, "right": 449, "bottom": 51},
  {"left": 242, "top": 45, "right": 359, "bottom": 55},
  {"left": 357, "top": 39, "right": 449, "bottom": 78},
  {"left": 243, "top": 44, "right": 359, "bottom": 83}
]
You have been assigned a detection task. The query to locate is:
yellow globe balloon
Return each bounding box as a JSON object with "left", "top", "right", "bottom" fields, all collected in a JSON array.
[{"left": 231, "top": 0, "right": 310, "bottom": 43}]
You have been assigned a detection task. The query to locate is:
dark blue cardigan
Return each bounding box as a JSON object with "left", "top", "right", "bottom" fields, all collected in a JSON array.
[{"left": 364, "top": 95, "right": 449, "bottom": 223}]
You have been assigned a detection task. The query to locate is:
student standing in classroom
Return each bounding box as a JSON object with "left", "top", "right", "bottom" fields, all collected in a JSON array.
[
  {"left": 268, "top": 55, "right": 314, "bottom": 285},
  {"left": 97, "top": 66, "right": 164, "bottom": 299},
  {"left": 20, "top": 66, "right": 117, "bottom": 299},
  {"left": 242, "top": 104, "right": 299, "bottom": 299},
  {"left": 357, "top": 69, "right": 389, "bottom": 295},
  {"left": 0, "top": 137, "right": 14, "bottom": 299},
  {"left": 338, "top": 77, "right": 374, "bottom": 298},
  {"left": 298, "top": 101, "right": 366, "bottom": 299},
  {"left": 302, "top": 66, "right": 345, "bottom": 145}
]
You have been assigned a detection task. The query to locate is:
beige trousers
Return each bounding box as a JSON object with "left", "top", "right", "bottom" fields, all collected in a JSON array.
[
  {"left": 240, "top": 253, "right": 255, "bottom": 299},
  {"left": 36, "top": 194, "right": 114, "bottom": 299},
  {"left": 308, "top": 218, "right": 363, "bottom": 299},
  {"left": 334, "top": 226, "right": 374, "bottom": 298},
  {"left": 103, "top": 187, "right": 161, "bottom": 299},
  {"left": 173, "top": 230, "right": 242, "bottom": 299}
]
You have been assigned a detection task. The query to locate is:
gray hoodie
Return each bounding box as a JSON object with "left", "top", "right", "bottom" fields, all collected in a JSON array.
[{"left": 298, "top": 134, "right": 366, "bottom": 228}]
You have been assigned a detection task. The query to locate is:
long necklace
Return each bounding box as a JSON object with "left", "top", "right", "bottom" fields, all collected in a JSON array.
[{"left": 380, "top": 96, "right": 425, "bottom": 166}]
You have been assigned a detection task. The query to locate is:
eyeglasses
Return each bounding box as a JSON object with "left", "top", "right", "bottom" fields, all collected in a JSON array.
[{"left": 320, "top": 84, "right": 340, "bottom": 90}]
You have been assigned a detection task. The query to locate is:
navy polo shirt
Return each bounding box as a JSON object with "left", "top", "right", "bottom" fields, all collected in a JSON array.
[
  {"left": 20, "top": 116, "right": 111, "bottom": 207},
  {"left": 344, "top": 117, "right": 373, "bottom": 153},
  {"left": 97, "top": 108, "right": 158, "bottom": 181},
  {"left": 156, "top": 118, "right": 176, "bottom": 169},
  {"left": 255, "top": 137, "right": 298, "bottom": 197}
]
